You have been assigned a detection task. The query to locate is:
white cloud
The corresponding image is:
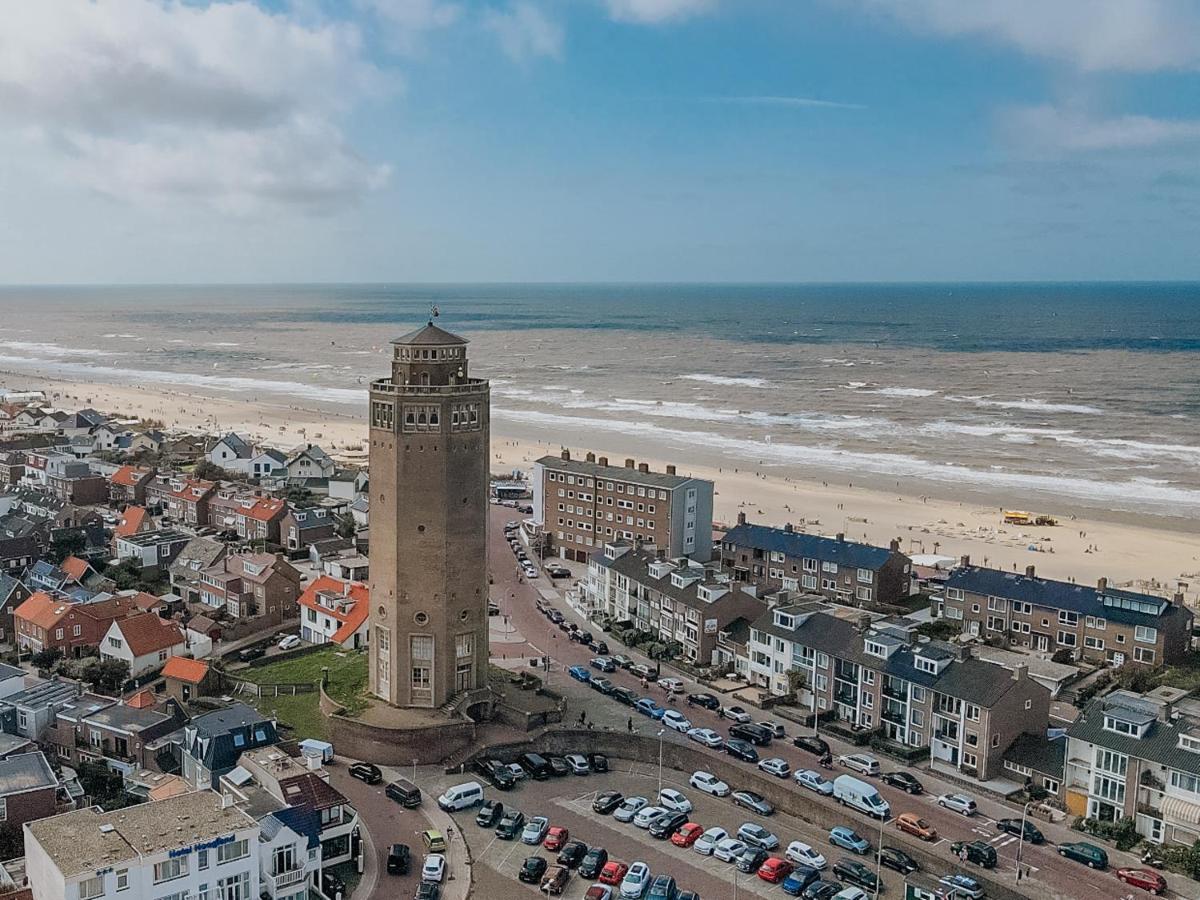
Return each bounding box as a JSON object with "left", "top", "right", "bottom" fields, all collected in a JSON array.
[
  {"left": 606, "top": 0, "right": 716, "bottom": 25},
  {"left": 484, "top": 2, "right": 564, "bottom": 62},
  {"left": 355, "top": 0, "right": 461, "bottom": 50},
  {"left": 846, "top": 0, "right": 1200, "bottom": 71},
  {"left": 1003, "top": 104, "right": 1200, "bottom": 152},
  {"left": 709, "top": 95, "right": 866, "bottom": 111},
  {"left": 0, "top": 1, "right": 389, "bottom": 215}
]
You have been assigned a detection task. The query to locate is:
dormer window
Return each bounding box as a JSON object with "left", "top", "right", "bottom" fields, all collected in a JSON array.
[
  {"left": 773, "top": 612, "right": 794, "bottom": 630},
  {"left": 1103, "top": 715, "right": 1148, "bottom": 738},
  {"left": 1178, "top": 734, "right": 1200, "bottom": 755},
  {"left": 865, "top": 640, "right": 888, "bottom": 659},
  {"left": 914, "top": 656, "right": 939, "bottom": 675}
]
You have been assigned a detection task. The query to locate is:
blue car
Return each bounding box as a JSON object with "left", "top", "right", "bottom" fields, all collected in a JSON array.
[
  {"left": 635, "top": 698, "right": 666, "bottom": 719},
  {"left": 828, "top": 826, "right": 870, "bottom": 854},
  {"left": 568, "top": 665, "right": 591, "bottom": 683},
  {"left": 780, "top": 866, "right": 820, "bottom": 896}
]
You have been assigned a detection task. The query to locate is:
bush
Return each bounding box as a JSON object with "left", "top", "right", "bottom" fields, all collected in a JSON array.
[
  {"left": 31, "top": 647, "right": 63, "bottom": 670},
  {"left": 1073, "top": 816, "right": 1141, "bottom": 852}
]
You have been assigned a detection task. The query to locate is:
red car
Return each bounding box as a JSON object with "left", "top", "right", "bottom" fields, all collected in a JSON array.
[
  {"left": 671, "top": 823, "right": 704, "bottom": 848},
  {"left": 544, "top": 826, "right": 569, "bottom": 852},
  {"left": 1116, "top": 868, "right": 1168, "bottom": 895},
  {"left": 599, "top": 861, "right": 628, "bottom": 886},
  {"left": 757, "top": 857, "right": 794, "bottom": 884}
]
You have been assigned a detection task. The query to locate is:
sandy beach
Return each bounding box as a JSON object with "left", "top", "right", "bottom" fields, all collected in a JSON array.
[{"left": 6, "top": 371, "right": 1200, "bottom": 606}]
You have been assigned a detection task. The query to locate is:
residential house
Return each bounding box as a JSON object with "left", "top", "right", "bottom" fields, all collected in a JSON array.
[
  {"left": 1002, "top": 732, "right": 1066, "bottom": 801},
  {"left": 100, "top": 612, "right": 187, "bottom": 678},
  {"left": 178, "top": 702, "right": 278, "bottom": 789},
  {"left": 0, "top": 575, "right": 31, "bottom": 646},
  {"left": 44, "top": 692, "right": 177, "bottom": 774},
  {"left": 208, "top": 489, "right": 285, "bottom": 544},
  {"left": 743, "top": 607, "right": 1051, "bottom": 781},
  {"left": 25, "top": 561, "right": 69, "bottom": 593},
  {"left": 58, "top": 409, "right": 106, "bottom": 437},
  {"left": 0, "top": 751, "right": 67, "bottom": 830},
  {"left": 534, "top": 450, "right": 715, "bottom": 562},
  {"left": 322, "top": 553, "right": 369, "bottom": 583},
  {"left": 282, "top": 444, "right": 335, "bottom": 483},
  {"left": 168, "top": 537, "right": 227, "bottom": 604},
  {"left": 127, "top": 429, "right": 165, "bottom": 455},
  {"left": 42, "top": 455, "right": 107, "bottom": 506},
  {"left": 114, "top": 528, "right": 192, "bottom": 572},
  {"left": 90, "top": 423, "right": 128, "bottom": 453},
  {"left": 308, "top": 538, "right": 353, "bottom": 569},
  {"left": 112, "top": 505, "right": 153, "bottom": 545},
  {"left": 198, "top": 553, "right": 302, "bottom": 623},
  {"left": 14, "top": 593, "right": 139, "bottom": 658},
  {"left": 161, "top": 477, "right": 216, "bottom": 526},
  {"left": 1065, "top": 687, "right": 1200, "bottom": 846},
  {"left": 720, "top": 515, "right": 913, "bottom": 607},
  {"left": 298, "top": 577, "right": 369, "bottom": 649},
  {"left": 208, "top": 432, "right": 254, "bottom": 472},
  {"left": 0, "top": 452, "right": 24, "bottom": 489},
  {"left": 247, "top": 447, "right": 287, "bottom": 480},
  {"left": 279, "top": 506, "right": 335, "bottom": 553},
  {"left": 939, "top": 561, "right": 1194, "bottom": 669},
  {"left": 161, "top": 656, "right": 216, "bottom": 704},
  {"left": 23, "top": 788, "right": 261, "bottom": 900},
  {"left": 108, "top": 465, "right": 154, "bottom": 506},
  {"left": 256, "top": 806, "right": 322, "bottom": 900},
  {"left": 327, "top": 470, "right": 367, "bottom": 502},
  {"left": 162, "top": 433, "right": 207, "bottom": 460},
  {"left": 349, "top": 495, "right": 368, "bottom": 529},
  {"left": 583, "top": 541, "right": 766, "bottom": 666},
  {"left": 0, "top": 537, "right": 37, "bottom": 577}
]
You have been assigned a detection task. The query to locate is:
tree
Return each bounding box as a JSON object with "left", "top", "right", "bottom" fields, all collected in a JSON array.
[
  {"left": 82, "top": 657, "right": 130, "bottom": 694},
  {"left": 192, "top": 460, "right": 231, "bottom": 482},
  {"left": 335, "top": 511, "right": 357, "bottom": 539},
  {"left": 30, "top": 647, "right": 62, "bottom": 671},
  {"left": 104, "top": 557, "right": 144, "bottom": 591},
  {"left": 286, "top": 486, "right": 314, "bottom": 504},
  {"left": 47, "top": 531, "right": 86, "bottom": 564}
]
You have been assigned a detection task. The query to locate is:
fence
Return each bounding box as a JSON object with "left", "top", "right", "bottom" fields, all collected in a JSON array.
[{"left": 229, "top": 680, "right": 317, "bottom": 698}]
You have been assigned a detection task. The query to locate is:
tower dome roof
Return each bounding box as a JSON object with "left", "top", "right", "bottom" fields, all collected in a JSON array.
[{"left": 391, "top": 322, "right": 468, "bottom": 346}]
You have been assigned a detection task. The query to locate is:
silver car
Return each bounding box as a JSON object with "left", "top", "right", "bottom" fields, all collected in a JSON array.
[{"left": 613, "top": 796, "right": 648, "bottom": 824}]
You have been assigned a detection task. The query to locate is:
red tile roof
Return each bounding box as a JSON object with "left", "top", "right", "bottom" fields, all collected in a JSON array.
[
  {"left": 126, "top": 689, "right": 158, "bottom": 709},
  {"left": 297, "top": 575, "right": 369, "bottom": 645},
  {"left": 111, "top": 465, "right": 149, "bottom": 487},
  {"left": 130, "top": 591, "right": 162, "bottom": 612},
  {"left": 115, "top": 506, "right": 149, "bottom": 538},
  {"left": 169, "top": 478, "right": 215, "bottom": 502},
  {"left": 110, "top": 612, "right": 185, "bottom": 657},
  {"left": 60, "top": 555, "right": 92, "bottom": 584},
  {"left": 243, "top": 497, "right": 286, "bottom": 522},
  {"left": 161, "top": 656, "right": 209, "bottom": 684},
  {"left": 13, "top": 592, "right": 73, "bottom": 630}
]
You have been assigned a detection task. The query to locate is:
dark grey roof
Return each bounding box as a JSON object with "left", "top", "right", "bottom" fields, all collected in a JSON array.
[
  {"left": 185, "top": 703, "right": 278, "bottom": 779},
  {"left": 0, "top": 664, "right": 24, "bottom": 683},
  {"left": 0, "top": 574, "right": 26, "bottom": 604},
  {"left": 933, "top": 658, "right": 1028, "bottom": 706},
  {"left": 264, "top": 805, "right": 321, "bottom": 850},
  {"left": 537, "top": 455, "right": 697, "bottom": 489},
  {"left": 1003, "top": 732, "right": 1066, "bottom": 776},
  {"left": 596, "top": 547, "right": 760, "bottom": 615},
  {"left": 1, "top": 678, "right": 80, "bottom": 710},
  {"left": 723, "top": 523, "right": 898, "bottom": 570},
  {"left": 0, "top": 751, "right": 57, "bottom": 795},
  {"left": 85, "top": 704, "right": 172, "bottom": 733},
  {"left": 391, "top": 322, "right": 468, "bottom": 346},
  {"left": 1068, "top": 696, "right": 1200, "bottom": 775}
]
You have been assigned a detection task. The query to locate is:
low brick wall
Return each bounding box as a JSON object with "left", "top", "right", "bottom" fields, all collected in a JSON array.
[
  {"left": 320, "top": 682, "right": 477, "bottom": 765},
  {"left": 466, "top": 728, "right": 1035, "bottom": 900}
]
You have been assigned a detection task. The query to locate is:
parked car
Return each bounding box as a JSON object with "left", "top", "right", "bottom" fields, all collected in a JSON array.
[
  {"left": 591, "top": 677, "right": 614, "bottom": 694},
  {"left": 496, "top": 810, "right": 526, "bottom": 840},
  {"left": 672, "top": 823, "right": 704, "bottom": 848},
  {"left": 635, "top": 698, "right": 666, "bottom": 719},
  {"left": 877, "top": 847, "right": 918, "bottom": 875},
  {"left": 415, "top": 882, "right": 440, "bottom": 900},
  {"left": 658, "top": 788, "right": 693, "bottom": 814},
  {"left": 937, "top": 793, "right": 977, "bottom": 816},
  {"left": 1116, "top": 867, "right": 1168, "bottom": 895},
  {"left": 689, "top": 771, "right": 730, "bottom": 796},
  {"left": 613, "top": 796, "right": 648, "bottom": 823},
  {"left": 476, "top": 799, "right": 504, "bottom": 828},
  {"left": 781, "top": 866, "right": 821, "bottom": 897},
  {"left": 837, "top": 753, "right": 880, "bottom": 776},
  {"left": 521, "top": 816, "right": 550, "bottom": 845},
  {"left": 564, "top": 753, "right": 590, "bottom": 775},
  {"left": 828, "top": 827, "right": 870, "bottom": 854},
  {"left": 278, "top": 634, "right": 301, "bottom": 650},
  {"left": 387, "top": 843, "right": 411, "bottom": 875},
  {"left": 579, "top": 847, "right": 609, "bottom": 879},
  {"left": 714, "top": 838, "right": 748, "bottom": 863},
  {"left": 645, "top": 874, "right": 678, "bottom": 900},
  {"left": 589, "top": 753, "right": 610, "bottom": 772},
  {"left": 547, "top": 757, "right": 571, "bottom": 777},
  {"left": 568, "top": 665, "right": 591, "bottom": 683},
  {"left": 473, "top": 759, "right": 515, "bottom": 791},
  {"left": 731, "top": 790, "right": 774, "bottom": 816},
  {"left": 737, "top": 823, "right": 780, "bottom": 851},
  {"left": 421, "top": 855, "right": 446, "bottom": 884},
  {"left": 687, "top": 692, "right": 720, "bottom": 710},
  {"left": 544, "top": 826, "right": 569, "bottom": 852},
  {"left": 599, "top": 861, "right": 629, "bottom": 886},
  {"left": 795, "top": 769, "right": 834, "bottom": 796},
  {"left": 729, "top": 723, "right": 772, "bottom": 746},
  {"left": 349, "top": 762, "right": 383, "bottom": 784},
  {"left": 759, "top": 720, "right": 787, "bottom": 738},
  {"left": 557, "top": 840, "right": 588, "bottom": 868},
  {"left": 793, "top": 734, "right": 831, "bottom": 757},
  {"left": 881, "top": 771, "right": 923, "bottom": 794},
  {"left": 894, "top": 813, "right": 937, "bottom": 842},
  {"left": 801, "top": 881, "right": 843, "bottom": 900},
  {"left": 662, "top": 710, "right": 692, "bottom": 733},
  {"left": 758, "top": 857, "right": 794, "bottom": 884},
  {"left": 722, "top": 705, "right": 753, "bottom": 724},
  {"left": 785, "top": 842, "right": 827, "bottom": 869},
  {"left": 1058, "top": 841, "right": 1109, "bottom": 870},
  {"left": 611, "top": 686, "right": 638, "bottom": 706},
  {"left": 520, "top": 857, "right": 549, "bottom": 884},
  {"left": 541, "top": 865, "right": 571, "bottom": 895},
  {"left": 591, "top": 657, "right": 617, "bottom": 672},
  {"left": 736, "top": 847, "right": 769, "bottom": 874},
  {"left": 758, "top": 757, "right": 791, "bottom": 778},
  {"left": 593, "top": 791, "right": 625, "bottom": 815},
  {"left": 996, "top": 817, "right": 1044, "bottom": 843},
  {"left": 237, "top": 645, "right": 266, "bottom": 662},
  {"left": 938, "top": 874, "right": 984, "bottom": 899},
  {"left": 686, "top": 727, "right": 723, "bottom": 749},
  {"left": 832, "top": 859, "right": 880, "bottom": 892},
  {"left": 657, "top": 677, "right": 685, "bottom": 693},
  {"left": 693, "top": 827, "right": 729, "bottom": 856},
  {"left": 546, "top": 565, "right": 572, "bottom": 579},
  {"left": 620, "top": 862, "right": 652, "bottom": 900},
  {"left": 632, "top": 806, "right": 668, "bottom": 829},
  {"left": 586, "top": 887, "right": 613, "bottom": 900},
  {"left": 950, "top": 841, "right": 997, "bottom": 869},
  {"left": 649, "top": 811, "right": 689, "bottom": 840},
  {"left": 612, "top": 654, "right": 634, "bottom": 669},
  {"left": 725, "top": 739, "right": 759, "bottom": 763}
]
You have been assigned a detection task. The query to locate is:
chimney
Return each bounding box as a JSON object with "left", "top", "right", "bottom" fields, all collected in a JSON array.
[
  {"left": 634, "top": 536, "right": 643, "bottom": 551},
  {"left": 783, "top": 523, "right": 794, "bottom": 534},
  {"left": 638, "top": 462, "right": 650, "bottom": 474},
  {"left": 890, "top": 538, "right": 900, "bottom": 552},
  {"left": 836, "top": 532, "right": 845, "bottom": 542},
  {"left": 737, "top": 511, "right": 746, "bottom": 526},
  {"left": 585, "top": 452, "right": 596, "bottom": 463},
  {"left": 1011, "top": 663, "right": 1027, "bottom": 682},
  {"left": 1097, "top": 576, "right": 1108, "bottom": 592},
  {"left": 561, "top": 449, "right": 570, "bottom": 461},
  {"left": 1173, "top": 591, "right": 1186, "bottom": 607},
  {"left": 1025, "top": 565, "right": 1036, "bottom": 578},
  {"left": 665, "top": 464, "right": 676, "bottom": 476},
  {"left": 625, "top": 458, "right": 635, "bottom": 469},
  {"left": 598, "top": 456, "right": 608, "bottom": 467},
  {"left": 957, "top": 645, "right": 972, "bottom": 661},
  {"left": 960, "top": 554, "right": 971, "bottom": 568}
]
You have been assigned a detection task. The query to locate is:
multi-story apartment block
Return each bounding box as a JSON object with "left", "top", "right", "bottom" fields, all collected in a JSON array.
[
  {"left": 44, "top": 693, "right": 177, "bottom": 774},
  {"left": 146, "top": 477, "right": 216, "bottom": 526},
  {"left": 24, "top": 789, "right": 261, "bottom": 900},
  {"left": 744, "top": 608, "right": 1050, "bottom": 780},
  {"left": 1065, "top": 687, "right": 1200, "bottom": 847},
  {"left": 720, "top": 514, "right": 912, "bottom": 606},
  {"left": 534, "top": 450, "right": 714, "bottom": 563},
  {"left": 208, "top": 489, "right": 287, "bottom": 544},
  {"left": 198, "top": 553, "right": 301, "bottom": 623},
  {"left": 940, "top": 560, "right": 1193, "bottom": 668},
  {"left": 584, "top": 541, "right": 764, "bottom": 665}
]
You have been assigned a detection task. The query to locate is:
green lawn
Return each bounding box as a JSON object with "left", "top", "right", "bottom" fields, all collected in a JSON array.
[{"left": 240, "top": 647, "right": 369, "bottom": 740}]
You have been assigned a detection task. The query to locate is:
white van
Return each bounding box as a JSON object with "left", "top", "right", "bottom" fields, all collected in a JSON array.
[
  {"left": 437, "top": 780, "right": 484, "bottom": 812},
  {"left": 832, "top": 774, "right": 891, "bottom": 819}
]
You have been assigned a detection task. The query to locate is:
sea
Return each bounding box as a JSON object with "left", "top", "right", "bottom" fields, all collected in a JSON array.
[{"left": 1, "top": 282, "right": 1199, "bottom": 522}]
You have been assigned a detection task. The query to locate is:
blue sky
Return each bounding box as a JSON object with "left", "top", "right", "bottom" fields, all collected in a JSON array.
[{"left": 1, "top": 0, "right": 1198, "bottom": 283}]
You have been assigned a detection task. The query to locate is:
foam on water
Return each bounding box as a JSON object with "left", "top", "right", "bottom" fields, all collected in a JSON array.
[
  {"left": 950, "top": 395, "right": 1104, "bottom": 415},
  {"left": 682, "top": 374, "right": 770, "bottom": 388}
]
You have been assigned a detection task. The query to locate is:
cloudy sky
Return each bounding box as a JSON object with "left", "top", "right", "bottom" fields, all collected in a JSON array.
[{"left": 1, "top": 0, "right": 1197, "bottom": 283}]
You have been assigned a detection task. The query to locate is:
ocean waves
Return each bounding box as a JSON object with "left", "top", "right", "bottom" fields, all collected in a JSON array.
[{"left": 682, "top": 374, "right": 770, "bottom": 388}]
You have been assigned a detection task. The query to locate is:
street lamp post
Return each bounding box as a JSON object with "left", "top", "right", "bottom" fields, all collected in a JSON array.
[
  {"left": 1015, "top": 799, "right": 1035, "bottom": 881},
  {"left": 657, "top": 729, "right": 666, "bottom": 795},
  {"left": 412, "top": 758, "right": 418, "bottom": 783},
  {"left": 874, "top": 812, "right": 886, "bottom": 899}
]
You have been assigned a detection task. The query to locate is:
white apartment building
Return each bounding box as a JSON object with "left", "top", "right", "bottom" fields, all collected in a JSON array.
[{"left": 24, "top": 790, "right": 260, "bottom": 900}]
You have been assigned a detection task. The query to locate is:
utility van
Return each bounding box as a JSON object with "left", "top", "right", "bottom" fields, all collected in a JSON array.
[
  {"left": 436, "top": 780, "right": 484, "bottom": 812},
  {"left": 832, "top": 774, "right": 891, "bottom": 819}
]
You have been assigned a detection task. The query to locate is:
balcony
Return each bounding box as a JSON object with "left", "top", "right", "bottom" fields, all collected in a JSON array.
[
  {"left": 264, "top": 867, "right": 308, "bottom": 894},
  {"left": 834, "top": 687, "right": 857, "bottom": 705},
  {"left": 881, "top": 682, "right": 906, "bottom": 701},
  {"left": 881, "top": 708, "right": 906, "bottom": 725}
]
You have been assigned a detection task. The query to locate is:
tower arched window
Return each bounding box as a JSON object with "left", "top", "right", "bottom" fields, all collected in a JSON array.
[{"left": 421, "top": 373, "right": 430, "bottom": 386}]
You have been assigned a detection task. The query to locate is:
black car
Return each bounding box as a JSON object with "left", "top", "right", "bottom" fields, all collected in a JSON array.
[
  {"left": 590, "top": 640, "right": 610, "bottom": 655},
  {"left": 385, "top": 778, "right": 423, "bottom": 807},
  {"left": 878, "top": 846, "right": 918, "bottom": 874},
  {"left": 238, "top": 645, "right": 266, "bottom": 663},
  {"left": 548, "top": 610, "right": 564, "bottom": 624},
  {"left": 833, "top": 859, "right": 881, "bottom": 892},
  {"left": 646, "top": 874, "right": 678, "bottom": 900},
  {"left": 590, "top": 677, "right": 614, "bottom": 694},
  {"left": 572, "top": 630, "right": 594, "bottom": 645},
  {"left": 950, "top": 840, "right": 998, "bottom": 869},
  {"left": 496, "top": 810, "right": 526, "bottom": 840},
  {"left": 611, "top": 686, "right": 637, "bottom": 706},
  {"left": 579, "top": 847, "right": 609, "bottom": 879},
  {"left": 592, "top": 791, "right": 624, "bottom": 815},
  {"left": 518, "top": 857, "right": 549, "bottom": 884},
  {"left": 687, "top": 692, "right": 720, "bottom": 710},
  {"left": 882, "top": 771, "right": 923, "bottom": 794},
  {"left": 387, "top": 843, "right": 411, "bottom": 875},
  {"left": 725, "top": 738, "right": 760, "bottom": 763},
  {"left": 735, "top": 847, "right": 769, "bottom": 874},
  {"left": 729, "top": 722, "right": 772, "bottom": 746},
  {"left": 731, "top": 790, "right": 774, "bottom": 816},
  {"left": 649, "top": 811, "right": 689, "bottom": 839},
  {"left": 997, "top": 818, "right": 1045, "bottom": 844},
  {"left": 557, "top": 840, "right": 589, "bottom": 868},
  {"left": 588, "top": 753, "right": 609, "bottom": 773},
  {"left": 349, "top": 762, "right": 383, "bottom": 784},
  {"left": 801, "top": 881, "right": 842, "bottom": 900},
  {"left": 793, "top": 734, "right": 830, "bottom": 757},
  {"left": 476, "top": 799, "right": 504, "bottom": 828},
  {"left": 475, "top": 759, "right": 516, "bottom": 790},
  {"left": 548, "top": 756, "right": 571, "bottom": 777},
  {"left": 415, "top": 883, "right": 440, "bottom": 900},
  {"left": 321, "top": 871, "right": 346, "bottom": 899}
]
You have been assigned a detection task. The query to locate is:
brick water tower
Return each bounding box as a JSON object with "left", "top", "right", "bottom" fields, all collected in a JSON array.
[{"left": 367, "top": 318, "right": 490, "bottom": 708}]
